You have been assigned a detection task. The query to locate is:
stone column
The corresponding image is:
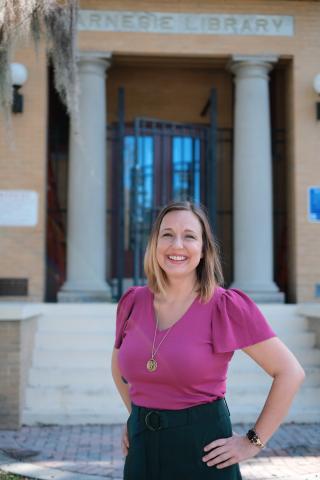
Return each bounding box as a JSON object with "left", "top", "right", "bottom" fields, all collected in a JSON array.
[
  {"left": 229, "top": 55, "right": 284, "bottom": 303},
  {"left": 59, "top": 53, "right": 112, "bottom": 302}
]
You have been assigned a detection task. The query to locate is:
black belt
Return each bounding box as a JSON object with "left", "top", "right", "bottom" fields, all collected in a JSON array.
[{"left": 128, "top": 398, "right": 230, "bottom": 435}]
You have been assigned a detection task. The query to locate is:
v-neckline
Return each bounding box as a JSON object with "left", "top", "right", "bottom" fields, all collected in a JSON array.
[{"left": 148, "top": 288, "right": 199, "bottom": 333}]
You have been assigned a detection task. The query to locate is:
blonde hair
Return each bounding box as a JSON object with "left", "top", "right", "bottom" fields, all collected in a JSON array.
[{"left": 144, "top": 201, "right": 224, "bottom": 302}]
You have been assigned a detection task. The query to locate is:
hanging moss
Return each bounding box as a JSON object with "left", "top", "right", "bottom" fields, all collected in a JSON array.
[
  {"left": 0, "top": 0, "right": 79, "bottom": 130},
  {"left": 44, "top": 1, "right": 79, "bottom": 119}
]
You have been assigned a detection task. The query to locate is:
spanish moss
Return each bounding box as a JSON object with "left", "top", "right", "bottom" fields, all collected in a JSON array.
[{"left": 0, "top": 0, "right": 79, "bottom": 131}]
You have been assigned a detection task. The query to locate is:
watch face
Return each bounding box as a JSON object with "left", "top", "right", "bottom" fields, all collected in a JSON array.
[{"left": 247, "top": 429, "right": 257, "bottom": 441}]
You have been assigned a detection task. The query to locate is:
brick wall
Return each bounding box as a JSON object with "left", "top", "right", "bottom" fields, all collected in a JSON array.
[
  {"left": 0, "top": 314, "right": 37, "bottom": 429},
  {"left": 0, "top": 47, "right": 47, "bottom": 302}
]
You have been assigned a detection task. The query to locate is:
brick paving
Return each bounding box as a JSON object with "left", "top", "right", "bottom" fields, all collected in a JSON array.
[{"left": 0, "top": 423, "right": 319, "bottom": 479}]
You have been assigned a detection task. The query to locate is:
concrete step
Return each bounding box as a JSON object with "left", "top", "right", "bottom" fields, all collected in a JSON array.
[
  {"left": 35, "top": 332, "right": 114, "bottom": 350},
  {"left": 257, "top": 305, "right": 299, "bottom": 317},
  {"left": 228, "top": 405, "right": 320, "bottom": 424},
  {"left": 231, "top": 347, "right": 320, "bottom": 367},
  {"left": 23, "top": 304, "right": 320, "bottom": 426},
  {"left": 37, "top": 316, "right": 116, "bottom": 333},
  {"left": 23, "top": 407, "right": 320, "bottom": 426},
  {"left": 32, "top": 346, "right": 320, "bottom": 369},
  {"left": 25, "top": 383, "right": 320, "bottom": 410},
  {"left": 23, "top": 390, "right": 320, "bottom": 426},
  {"left": 266, "top": 315, "right": 309, "bottom": 333},
  {"left": 35, "top": 305, "right": 305, "bottom": 332},
  {"left": 34, "top": 330, "right": 316, "bottom": 350},
  {"left": 228, "top": 366, "right": 320, "bottom": 388},
  {"left": 24, "top": 385, "right": 119, "bottom": 411},
  {"left": 28, "top": 365, "right": 320, "bottom": 388},
  {"left": 32, "top": 349, "right": 112, "bottom": 367},
  {"left": 274, "top": 332, "right": 315, "bottom": 348},
  {"left": 38, "top": 304, "right": 117, "bottom": 319},
  {"left": 28, "top": 367, "right": 109, "bottom": 387},
  {"left": 227, "top": 386, "right": 320, "bottom": 408},
  {"left": 22, "top": 410, "right": 126, "bottom": 425}
]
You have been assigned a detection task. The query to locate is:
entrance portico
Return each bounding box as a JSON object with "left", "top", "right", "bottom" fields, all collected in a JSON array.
[{"left": 56, "top": 52, "right": 285, "bottom": 302}]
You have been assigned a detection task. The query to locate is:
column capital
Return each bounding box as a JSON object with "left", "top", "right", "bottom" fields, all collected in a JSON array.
[
  {"left": 77, "top": 51, "right": 112, "bottom": 75},
  {"left": 228, "top": 54, "right": 279, "bottom": 80}
]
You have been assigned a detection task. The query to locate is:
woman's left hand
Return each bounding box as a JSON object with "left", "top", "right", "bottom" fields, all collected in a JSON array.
[{"left": 202, "top": 432, "right": 261, "bottom": 469}]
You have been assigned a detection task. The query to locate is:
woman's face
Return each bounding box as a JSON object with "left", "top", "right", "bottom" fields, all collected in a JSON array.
[{"left": 156, "top": 210, "right": 203, "bottom": 281}]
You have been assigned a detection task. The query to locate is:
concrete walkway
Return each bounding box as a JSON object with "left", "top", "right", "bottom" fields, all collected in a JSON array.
[{"left": 0, "top": 423, "right": 319, "bottom": 480}]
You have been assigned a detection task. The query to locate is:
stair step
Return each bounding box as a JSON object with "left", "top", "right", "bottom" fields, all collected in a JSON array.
[
  {"left": 32, "top": 349, "right": 112, "bottom": 367},
  {"left": 29, "top": 367, "right": 109, "bottom": 387},
  {"left": 28, "top": 365, "right": 320, "bottom": 388},
  {"left": 227, "top": 386, "right": 320, "bottom": 408},
  {"left": 22, "top": 404, "right": 320, "bottom": 426},
  {"left": 266, "top": 316, "right": 309, "bottom": 332},
  {"left": 228, "top": 366, "right": 320, "bottom": 388},
  {"left": 231, "top": 347, "right": 320, "bottom": 366},
  {"left": 37, "top": 316, "right": 116, "bottom": 332},
  {"left": 25, "top": 383, "right": 320, "bottom": 410},
  {"left": 33, "top": 331, "right": 316, "bottom": 351},
  {"left": 228, "top": 406, "right": 320, "bottom": 424},
  {"left": 22, "top": 410, "right": 126, "bottom": 425},
  {"left": 35, "top": 332, "right": 114, "bottom": 350},
  {"left": 22, "top": 304, "right": 320, "bottom": 425},
  {"left": 25, "top": 385, "right": 119, "bottom": 410},
  {"left": 274, "top": 332, "right": 315, "bottom": 348}
]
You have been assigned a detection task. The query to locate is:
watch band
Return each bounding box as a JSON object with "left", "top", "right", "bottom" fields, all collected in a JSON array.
[{"left": 246, "top": 428, "right": 266, "bottom": 448}]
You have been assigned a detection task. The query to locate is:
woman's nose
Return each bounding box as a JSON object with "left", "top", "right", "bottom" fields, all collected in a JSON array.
[{"left": 172, "top": 235, "right": 184, "bottom": 248}]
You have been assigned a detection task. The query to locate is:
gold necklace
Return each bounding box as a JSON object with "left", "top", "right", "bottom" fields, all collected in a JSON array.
[
  {"left": 146, "top": 285, "right": 198, "bottom": 372},
  {"left": 146, "top": 314, "right": 174, "bottom": 372}
]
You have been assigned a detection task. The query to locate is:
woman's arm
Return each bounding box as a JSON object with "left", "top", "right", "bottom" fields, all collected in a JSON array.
[
  {"left": 202, "top": 337, "right": 305, "bottom": 469},
  {"left": 241, "top": 336, "right": 305, "bottom": 444},
  {"left": 111, "top": 347, "right": 132, "bottom": 414}
]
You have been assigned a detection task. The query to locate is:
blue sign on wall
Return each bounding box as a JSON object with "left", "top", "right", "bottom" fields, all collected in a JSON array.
[{"left": 309, "top": 187, "right": 320, "bottom": 222}]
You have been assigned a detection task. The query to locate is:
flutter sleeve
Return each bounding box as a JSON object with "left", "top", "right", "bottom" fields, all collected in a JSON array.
[
  {"left": 212, "top": 288, "right": 277, "bottom": 353},
  {"left": 114, "top": 287, "right": 137, "bottom": 349}
]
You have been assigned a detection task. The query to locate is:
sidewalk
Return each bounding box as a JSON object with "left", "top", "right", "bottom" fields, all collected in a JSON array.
[{"left": 0, "top": 423, "right": 319, "bottom": 480}]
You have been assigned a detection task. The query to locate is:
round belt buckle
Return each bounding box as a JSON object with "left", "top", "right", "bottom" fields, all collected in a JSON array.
[{"left": 145, "top": 411, "right": 162, "bottom": 431}]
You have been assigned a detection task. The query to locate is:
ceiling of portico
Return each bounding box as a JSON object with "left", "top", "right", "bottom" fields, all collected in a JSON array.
[
  {"left": 110, "top": 54, "right": 290, "bottom": 70},
  {"left": 111, "top": 54, "right": 228, "bottom": 69}
]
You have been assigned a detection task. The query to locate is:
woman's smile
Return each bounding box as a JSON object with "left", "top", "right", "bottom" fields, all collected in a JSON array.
[{"left": 167, "top": 254, "right": 188, "bottom": 263}]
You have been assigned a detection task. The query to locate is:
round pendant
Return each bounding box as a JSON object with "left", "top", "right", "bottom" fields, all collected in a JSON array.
[{"left": 147, "top": 358, "right": 157, "bottom": 372}]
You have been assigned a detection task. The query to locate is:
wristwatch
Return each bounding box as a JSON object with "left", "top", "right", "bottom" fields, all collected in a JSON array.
[{"left": 246, "top": 428, "right": 266, "bottom": 448}]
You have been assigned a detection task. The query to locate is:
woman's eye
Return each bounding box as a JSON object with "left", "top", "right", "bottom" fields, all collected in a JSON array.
[
  {"left": 162, "top": 233, "right": 172, "bottom": 237},
  {"left": 186, "top": 235, "right": 196, "bottom": 239}
]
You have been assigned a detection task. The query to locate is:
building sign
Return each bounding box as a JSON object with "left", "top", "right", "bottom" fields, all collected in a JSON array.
[
  {"left": 0, "top": 190, "right": 38, "bottom": 227},
  {"left": 78, "top": 10, "right": 294, "bottom": 37},
  {"left": 308, "top": 186, "right": 320, "bottom": 222}
]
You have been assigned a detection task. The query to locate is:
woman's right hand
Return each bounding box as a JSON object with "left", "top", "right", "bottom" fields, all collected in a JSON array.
[{"left": 122, "top": 422, "right": 130, "bottom": 456}]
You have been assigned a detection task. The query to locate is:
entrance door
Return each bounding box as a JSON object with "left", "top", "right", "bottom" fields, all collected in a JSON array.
[
  {"left": 109, "top": 90, "right": 218, "bottom": 299},
  {"left": 128, "top": 117, "right": 210, "bottom": 287}
]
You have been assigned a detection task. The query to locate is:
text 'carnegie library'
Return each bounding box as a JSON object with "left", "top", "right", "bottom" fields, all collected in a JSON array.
[{"left": 78, "top": 11, "right": 294, "bottom": 37}]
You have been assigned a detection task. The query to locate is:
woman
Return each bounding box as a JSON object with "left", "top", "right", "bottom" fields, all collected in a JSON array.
[{"left": 111, "top": 201, "right": 305, "bottom": 480}]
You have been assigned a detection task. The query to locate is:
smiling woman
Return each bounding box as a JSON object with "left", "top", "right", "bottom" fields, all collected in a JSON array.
[
  {"left": 111, "top": 201, "right": 305, "bottom": 480},
  {"left": 144, "top": 202, "right": 224, "bottom": 303}
]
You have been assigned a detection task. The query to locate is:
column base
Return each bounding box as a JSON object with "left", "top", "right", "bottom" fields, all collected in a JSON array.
[
  {"left": 244, "top": 291, "right": 285, "bottom": 303},
  {"left": 230, "top": 282, "right": 285, "bottom": 303},
  {"left": 58, "top": 283, "right": 112, "bottom": 303}
]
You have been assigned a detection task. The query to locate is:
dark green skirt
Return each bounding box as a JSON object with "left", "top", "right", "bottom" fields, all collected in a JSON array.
[{"left": 124, "top": 398, "right": 242, "bottom": 480}]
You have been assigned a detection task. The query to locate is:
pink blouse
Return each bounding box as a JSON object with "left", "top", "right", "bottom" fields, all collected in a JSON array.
[{"left": 114, "top": 285, "right": 276, "bottom": 410}]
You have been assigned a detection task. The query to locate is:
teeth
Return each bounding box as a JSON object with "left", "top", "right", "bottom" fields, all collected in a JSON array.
[{"left": 168, "top": 255, "right": 186, "bottom": 261}]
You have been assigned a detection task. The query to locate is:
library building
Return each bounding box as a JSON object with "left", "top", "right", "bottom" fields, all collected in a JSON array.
[{"left": 0, "top": 1, "right": 320, "bottom": 428}]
